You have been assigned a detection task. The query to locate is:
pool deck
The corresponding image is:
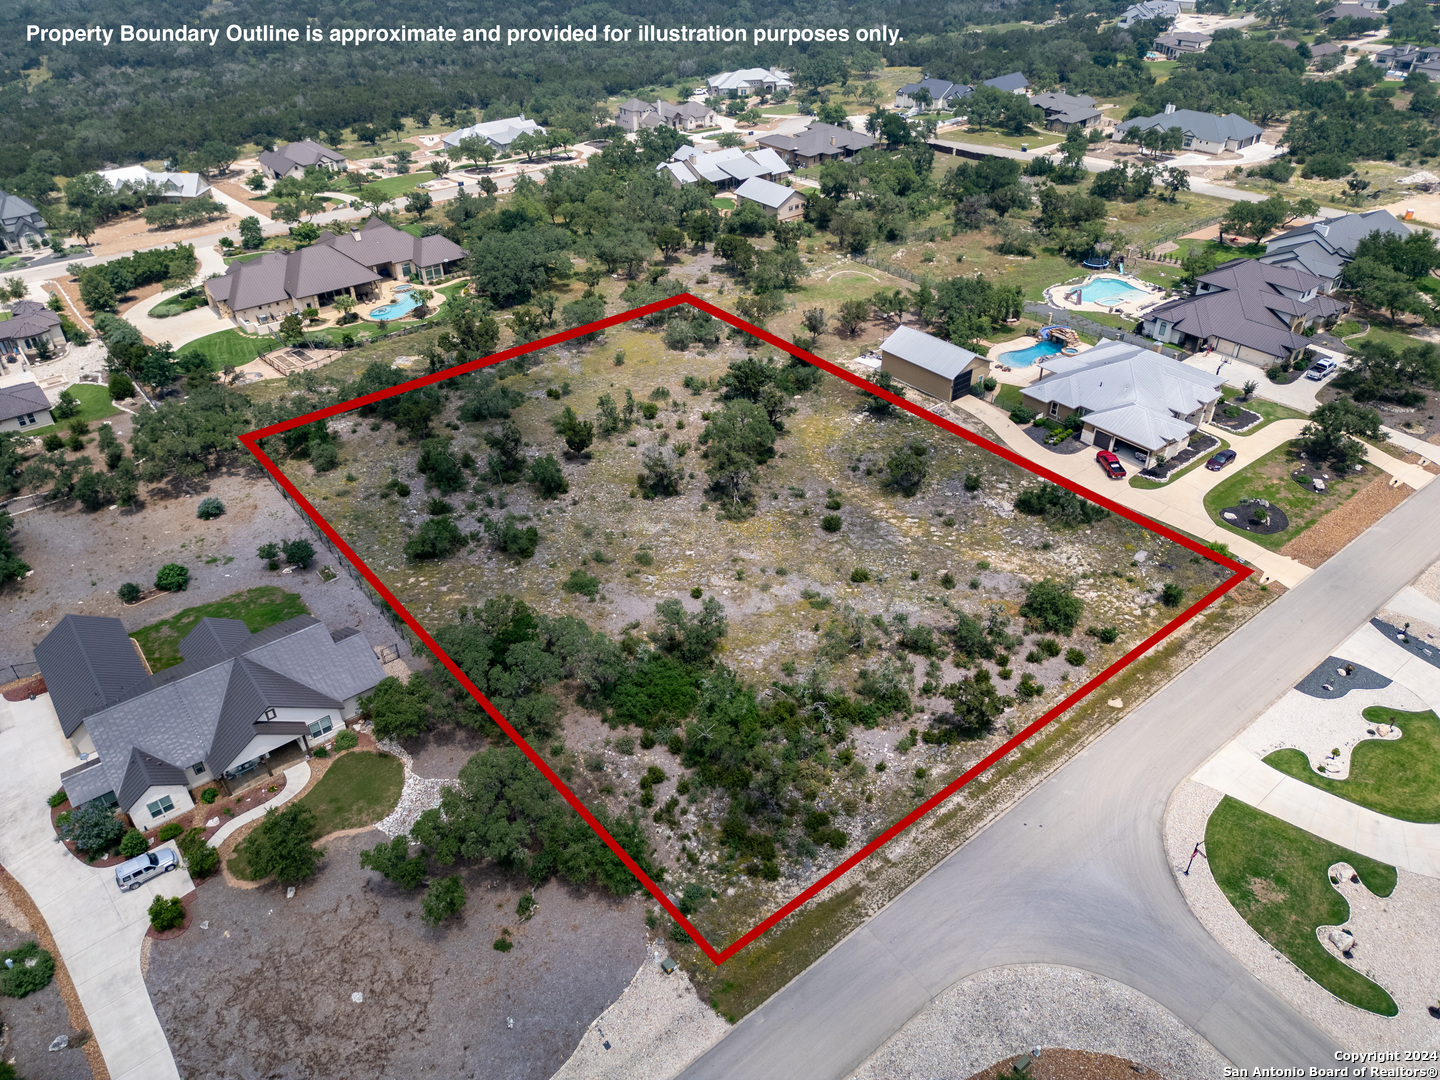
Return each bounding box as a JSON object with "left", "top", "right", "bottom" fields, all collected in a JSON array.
[
  {"left": 1044, "top": 272, "right": 1168, "bottom": 320},
  {"left": 986, "top": 337, "right": 1078, "bottom": 386}
]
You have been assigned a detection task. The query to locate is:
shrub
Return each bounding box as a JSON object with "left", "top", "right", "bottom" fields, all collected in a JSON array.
[
  {"left": 313, "top": 745, "right": 330, "bottom": 758},
  {"left": 200, "top": 787, "right": 219, "bottom": 804},
  {"left": 0, "top": 942, "right": 55, "bottom": 998},
  {"left": 635, "top": 550, "right": 654, "bottom": 566},
  {"left": 1065, "top": 647, "right": 1086, "bottom": 666},
  {"left": 119, "top": 828, "right": 149, "bottom": 858},
  {"left": 237, "top": 803, "right": 322, "bottom": 884},
  {"left": 155, "top": 563, "right": 190, "bottom": 592},
  {"left": 493, "top": 932, "right": 514, "bottom": 951},
  {"left": 1086, "top": 625, "right": 1119, "bottom": 644},
  {"left": 178, "top": 827, "right": 219, "bottom": 879},
  {"left": 333, "top": 728, "right": 359, "bottom": 751},
  {"left": 563, "top": 569, "right": 602, "bottom": 599},
  {"left": 157, "top": 822, "right": 185, "bottom": 843},
  {"left": 821, "top": 514, "right": 842, "bottom": 533},
  {"left": 1009, "top": 405, "right": 1036, "bottom": 425},
  {"left": 47, "top": 788, "right": 68, "bottom": 808},
  {"left": 118, "top": 582, "right": 142, "bottom": 603},
  {"left": 406, "top": 516, "right": 468, "bottom": 561},
  {"left": 108, "top": 372, "right": 136, "bottom": 400},
  {"left": 1160, "top": 582, "right": 1185, "bottom": 607},
  {"left": 282, "top": 538, "right": 316, "bottom": 568},
  {"left": 195, "top": 496, "right": 225, "bottom": 520},
  {"left": 1020, "top": 579, "right": 1083, "bottom": 635},
  {"left": 62, "top": 802, "right": 125, "bottom": 852},
  {"left": 850, "top": 566, "right": 871, "bottom": 583},
  {"left": 147, "top": 895, "right": 185, "bottom": 932},
  {"left": 940, "top": 571, "right": 956, "bottom": 590},
  {"left": 422, "top": 874, "right": 467, "bottom": 925}
]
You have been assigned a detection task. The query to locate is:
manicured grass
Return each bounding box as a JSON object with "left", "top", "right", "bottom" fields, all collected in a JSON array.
[
  {"left": 1129, "top": 435, "right": 1230, "bottom": 490},
  {"left": 1201, "top": 440, "right": 1369, "bottom": 551},
  {"left": 1206, "top": 796, "right": 1397, "bottom": 1015},
  {"left": 1343, "top": 323, "right": 1429, "bottom": 354},
  {"left": 940, "top": 129, "right": 1062, "bottom": 152},
  {"left": 1081, "top": 311, "right": 1135, "bottom": 331},
  {"left": 295, "top": 750, "right": 404, "bottom": 837},
  {"left": 360, "top": 172, "right": 435, "bottom": 201},
  {"left": 26, "top": 384, "right": 118, "bottom": 437},
  {"left": 1333, "top": 320, "right": 1364, "bottom": 339},
  {"left": 0, "top": 255, "right": 24, "bottom": 271},
  {"left": 1145, "top": 59, "right": 1180, "bottom": 81},
  {"left": 131, "top": 587, "right": 309, "bottom": 671},
  {"left": 1219, "top": 386, "right": 1309, "bottom": 432},
  {"left": 1264, "top": 707, "right": 1440, "bottom": 823},
  {"left": 177, "top": 329, "right": 274, "bottom": 371},
  {"left": 994, "top": 383, "right": 1024, "bottom": 412}
]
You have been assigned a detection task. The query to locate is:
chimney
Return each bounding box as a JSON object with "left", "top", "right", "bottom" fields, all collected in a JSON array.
[
  {"left": 352, "top": 228, "right": 362, "bottom": 242},
  {"left": 1314, "top": 223, "right": 1328, "bottom": 236},
  {"left": 1164, "top": 102, "right": 1175, "bottom": 114},
  {"left": 831, "top": 136, "right": 836, "bottom": 145}
]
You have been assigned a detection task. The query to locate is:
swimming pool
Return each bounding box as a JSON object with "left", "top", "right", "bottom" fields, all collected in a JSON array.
[
  {"left": 1078, "top": 275, "right": 1150, "bottom": 304},
  {"left": 996, "top": 338, "right": 1062, "bottom": 368},
  {"left": 368, "top": 292, "right": 420, "bottom": 321}
]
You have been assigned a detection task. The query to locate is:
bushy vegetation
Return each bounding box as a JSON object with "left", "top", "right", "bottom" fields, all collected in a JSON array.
[
  {"left": 0, "top": 942, "right": 54, "bottom": 998},
  {"left": 148, "top": 895, "right": 186, "bottom": 932}
]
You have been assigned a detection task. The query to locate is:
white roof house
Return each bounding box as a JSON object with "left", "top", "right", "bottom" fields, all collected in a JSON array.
[
  {"left": 97, "top": 165, "right": 211, "bottom": 200},
  {"left": 656, "top": 146, "right": 790, "bottom": 188},
  {"left": 707, "top": 68, "right": 793, "bottom": 95},
  {"left": 442, "top": 114, "right": 545, "bottom": 151},
  {"left": 734, "top": 176, "right": 795, "bottom": 209}
]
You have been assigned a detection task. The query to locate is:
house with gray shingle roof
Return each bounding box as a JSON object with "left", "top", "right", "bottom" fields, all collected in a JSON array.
[
  {"left": 1141, "top": 258, "right": 1347, "bottom": 365},
  {"left": 734, "top": 177, "right": 806, "bottom": 221},
  {"left": 1029, "top": 91, "right": 1103, "bottom": 131},
  {"left": 1119, "top": 0, "right": 1187, "bottom": 28},
  {"left": 895, "top": 78, "right": 972, "bottom": 113},
  {"left": 983, "top": 72, "right": 1031, "bottom": 94},
  {"left": 256, "top": 139, "right": 350, "bottom": 181},
  {"left": 1152, "top": 31, "right": 1211, "bottom": 58},
  {"left": 38, "top": 613, "right": 385, "bottom": 829},
  {"left": 0, "top": 380, "right": 54, "bottom": 432},
  {"left": 0, "top": 300, "right": 65, "bottom": 361},
  {"left": 1260, "top": 209, "right": 1410, "bottom": 291},
  {"left": 616, "top": 98, "right": 719, "bottom": 133},
  {"left": 1115, "top": 106, "right": 1263, "bottom": 154},
  {"left": 0, "top": 190, "right": 48, "bottom": 253},
  {"left": 756, "top": 123, "right": 876, "bottom": 168},
  {"left": 1020, "top": 340, "right": 1225, "bottom": 467}
]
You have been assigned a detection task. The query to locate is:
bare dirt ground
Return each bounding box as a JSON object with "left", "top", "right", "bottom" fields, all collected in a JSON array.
[
  {"left": 146, "top": 832, "right": 651, "bottom": 1080},
  {"left": 212, "top": 180, "right": 277, "bottom": 217},
  {"left": 965, "top": 1051, "right": 1159, "bottom": 1080},
  {"left": 75, "top": 211, "right": 237, "bottom": 259},
  {"left": 0, "top": 449, "right": 411, "bottom": 672},
  {"left": 1280, "top": 475, "right": 1415, "bottom": 567}
]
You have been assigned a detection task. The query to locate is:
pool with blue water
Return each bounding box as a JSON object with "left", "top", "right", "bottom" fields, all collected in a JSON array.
[
  {"left": 1077, "top": 275, "right": 1150, "bottom": 305},
  {"left": 995, "top": 338, "right": 1063, "bottom": 368},
  {"left": 368, "top": 291, "right": 420, "bottom": 321}
]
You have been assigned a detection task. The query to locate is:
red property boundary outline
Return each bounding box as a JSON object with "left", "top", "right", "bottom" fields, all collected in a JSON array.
[{"left": 240, "top": 292, "right": 1250, "bottom": 964}]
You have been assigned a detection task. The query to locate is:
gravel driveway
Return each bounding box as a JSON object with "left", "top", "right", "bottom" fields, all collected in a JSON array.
[{"left": 146, "top": 833, "right": 650, "bottom": 1080}]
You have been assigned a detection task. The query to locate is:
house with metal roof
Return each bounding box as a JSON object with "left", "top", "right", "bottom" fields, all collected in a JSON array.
[
  {"left": 1020, "top": 340, "right": 1224, "bottom": 467},
  {"left": 0, "top": 190, "right": 48, "bottom": 253},
  {"left": 616, "top": 98, "right": 719, "bottom": 133},
  {"left": 983, "top": 72, "right": 1031, "bottom": 94},
  {"left": 1119, "top": 0, "right": 1188, "bottom": 28},
  {"left": 895, "top": 78, "right": 972, "bottom": 113},
  {"left": 1141, "top": 258, "right": 1347, "bottom": 366},
  {"left": 733, "top": 177, "right": 806, "bottom": 221},
  {"left": 256, "top": 139, "right": 350, "bottom": 181},
  {"left": 38, "top": 613, "right": 385, "bottom": 829},
  {"left": 441, "top": 114, "right": 545, "bottom": 152},
  {"left": 96, "top": 165, "right": 212, "bottom": 201},
  {"left": 0, "top": 300, "right": 65, "bottom": 361},
  {"left": 879, "top": 325, "right": 988, "bottom": 402},
  {"left": 756, "top": 123, "right": 877, "bottom": 168},
  {"left": 657, "top": 146, "right": 791, "bottom": 189},
  {"left": 1115, "top": 105, "right": 1263, "bottom": 154},
  {"left": 1152, "top": 32, "right": 1211, "bottom": 58},
  {"left": 706, "top": 68, "right": 793, "bottom": 96},
  {"left": 1260, "top": 209, "right": 1410, "bottom": 291},
  {"left": 0, "top": 380, "right": 54, "bottom": 432},
  {"left": 1029, "top": 92, "right": 1104, "bottom": 131}
]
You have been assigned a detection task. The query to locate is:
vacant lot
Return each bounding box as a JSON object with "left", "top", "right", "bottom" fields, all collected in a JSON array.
[{"left": 148, "top": 832, "right": 650, "bottom": 1080}]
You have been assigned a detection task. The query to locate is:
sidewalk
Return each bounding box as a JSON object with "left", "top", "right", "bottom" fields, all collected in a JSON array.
[
  {"left": 0, "top": 694, "right": 190, "bottom": 1080},
  {"left": 206, "top": 760, "right": 311, "bottom": 849},
  {"left": 1192, "top": 741, "right": 1440, "bottom": 878}
]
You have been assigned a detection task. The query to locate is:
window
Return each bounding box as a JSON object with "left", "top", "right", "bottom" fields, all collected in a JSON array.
[
  {"left": 264, "top": 707, "right": 277, "bottom": 720},
  {"left": 192, "top": 761, "right": 206, "bottom": 775},
  {"left": 1049, "top": 402, "right": 1059, "bottom": 418},
  {"left": 308, "top": 715, "right": 334, "bottom": 739},
  {"left": 146, "top": 795, "right": 175, "bottom": 818}
]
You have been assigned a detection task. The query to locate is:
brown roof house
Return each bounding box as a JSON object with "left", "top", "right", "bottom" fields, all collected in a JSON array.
[
  {"left": 0, "top": 300, "right": 65, "bottom": 361},
  {"left": 616, "top": 98, "right": 719, "bottom": 133},
  {"left": 257, "top": 139, "right": 350, "bottom": 181},
  {"left": 879, "top": 325, "right": 989, "bottom": 402},
  {"left": 1141, "top": 258, "right": 1347, "bottom": 365},
  {"left": 757, "top": 123, "right": 876, "bottom": 168},
  {"left": 39, "top": 614, "right": 385, "bottom": 829},
  {"left": 0, "top": 380, "right": 54, "bottom": 432},
  {"left": 313, "top": 215, "right": 467, "bottom": 283}
]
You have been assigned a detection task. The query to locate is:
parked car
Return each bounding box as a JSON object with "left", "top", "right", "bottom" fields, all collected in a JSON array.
[
  {"left": 1305, "top": 358, "right": 1338, "bottom": 381},
  {"left": 114, "top": 847, "right": 178, "bottom": 891},
  {"left": 1096, "top": 449, "right": 1127, "bottom": 479},
  {"left": 1131, "top": 447, "right": 1149, "bottom": 465},
  {"left": 1206, "top": 449, "right": 1238, "bottom": 471}
]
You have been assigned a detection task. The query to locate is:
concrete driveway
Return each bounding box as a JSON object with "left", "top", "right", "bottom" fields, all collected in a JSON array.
[{"left": 0, "top": 692, "right": 191, "bottom": 1080}]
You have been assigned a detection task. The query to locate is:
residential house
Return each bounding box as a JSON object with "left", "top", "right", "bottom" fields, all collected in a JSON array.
[
  {"left": 1115, "top": 105, "right": 1263, "bottom": 153},
  {"left": 616, "top": 99, "right": 719, "bottom": 133},
  {"left": 1029, "top": 91, "right": 1104, "bottom": 131},
  {"left": 733, "top": 177, "right": 805, "bottom": 221},
  {"left": 0, "top": 191, "right": 47, "bottom": 253},
  {"left": 206, "top": 216, "right": 466, "bottom": 326},
  {"left": 756, "top": 123, "right": 877, "bottom": 168},
  {"left": 38, "top": 613, "right": 386, "bottom": 829},
  {"left": 1324, "top": 1, "right": 1386, "bottom": 21},
  {"left": 657, "top": 145, "right": 792, "bottom": 188},
  {"left": 1376, "top": 44, "right": 1440, "bottom": 72},
  {"left": 879, "top": 325, "right": 989, "bottom": 402},
  {"left": 1152, "top": 32, "right": 1211, "bottom": 58},
  {"left": 256, "top": 140, "right": 349, "bottom": 181},
  {"left": 706, "top": 68, "right": 793, "bottom": 97},
  {"left": 1309, "top": 42, "right": 1345, "bottom": 63},
  {"left": 1260, "top": 209, "right": 1410, "bottom": 292},
  {"left": 442, "top": 115, "right": 545, "bottom": 153},
  {"left": 96, "top": 165, "right": 212, "bottom": 201},
  {"left": 1141, "top": 258, "right": 1347, "bottom": 366},
  {"left": 0, "top": 380, "right": 54, "bottom": 432},
  {"left": 1020, "top": 340, "right": 1225, "bottom": 468},
  {"left": 1118, "top": 0, "right": 1188, "bottom": 28},
  {"left": 983, "top": 72, "right": 1031, "bottom": 94},
  {"left": 0, "top": 301, "right": 65, "bottom": 361},
  {"left": 895, "top": 78, "right": 972, "bottom": 113}
]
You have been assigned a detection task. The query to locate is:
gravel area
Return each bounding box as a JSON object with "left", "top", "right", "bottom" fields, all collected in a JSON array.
[
  {"left": 1234, "top": 686, "right": 1414, "bottom": 778},
  {"left": 1, "top": 466, "right": 414, "bottom": 673},
  {"left": 550, "top": 950, "right": 729, "bottom": 1080},
  {"left": 374, "top": 736, "right": 452, "bottom": 838},
  {"left": 1294, "top": 655, "right": 1392, "bottom": 700},
  {"left": 1167, "top": 779, "right": 1440, "bottom": 1047},
  {"left": 1280, "top": 479, "right": 1414, "bottom": 569},
  {"left": 846, "top": 965, "right": 1227, "bottom": 1080},
  {"left": 0, "top": 881, "right": 93, "bottom": 1080},
  {"left": 1371, "top": 617, "right": 1440, "bottom": 671},
  {"left": 1024, "top": 425, "right": 1088, "bottom": 454},
  {"left": 147, "top": 831, "right": 650, "bottom": 1080}
]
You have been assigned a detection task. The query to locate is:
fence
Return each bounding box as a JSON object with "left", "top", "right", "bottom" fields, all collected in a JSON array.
[
  {"left": 0, "top": 493, "right": 49, "bottom": 517},
  {"left": 849, "top": 255, "right": 934, "bottom": 286},
  {"left": 0, "top": 661, "right": 41, "bottom": 685},
  {"left": 1023, "top": 302, "right": 1186, "bottom": 360}
]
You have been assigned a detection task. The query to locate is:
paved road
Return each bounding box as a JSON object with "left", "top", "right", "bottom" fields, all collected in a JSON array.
[{"left": 681, "top": 476, "right": 1440, "bottom": 1079}]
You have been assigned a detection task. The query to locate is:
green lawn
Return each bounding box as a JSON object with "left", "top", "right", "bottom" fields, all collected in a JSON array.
[
  {"left": 295, "top": 750, "right": 404, "bottom": 836},
  {"left": 1201, "top": 440, "right": 1369, "bottom": 551},
  {"left": 1264, "top": 707, "right": 1440, "bottom": 823},
  {"left": 360, "top": 172, "right": 435, "bottom": 201},
  {"left": 1206, "top": 796, "right": 1398, "bottom": 1015},
  {"left": 177, "top": 329, "right": 275, "bottom": 371},
  {"left": 1145, "top": 59, "right": 1180, "bottom": 81},
  {"left": 941, "top": 129, "right": 1062, "bottom": 152},
  {"left": 994, "top": 383, "right": 1024, "bottom": 412},
  {"left": 131, "top": 587, "right": 309, "bottom": 671},
  {"left": 27, "top": 384, "right": 118, "bottom": 437}
]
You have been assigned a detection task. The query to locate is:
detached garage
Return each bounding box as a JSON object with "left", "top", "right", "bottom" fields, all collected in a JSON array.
[{"left": 879, "top": 325, "right": 988, "bottom": 403}]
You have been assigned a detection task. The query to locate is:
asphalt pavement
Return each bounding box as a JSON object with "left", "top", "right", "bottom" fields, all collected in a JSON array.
[{"left": 680, "top": 476, "right": 1440, "bottom": 1078}]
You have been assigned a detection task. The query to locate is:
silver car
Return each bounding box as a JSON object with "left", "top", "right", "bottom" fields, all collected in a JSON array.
[{"left": 114, "top": 847, "right": 178, "bottom": 891}]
